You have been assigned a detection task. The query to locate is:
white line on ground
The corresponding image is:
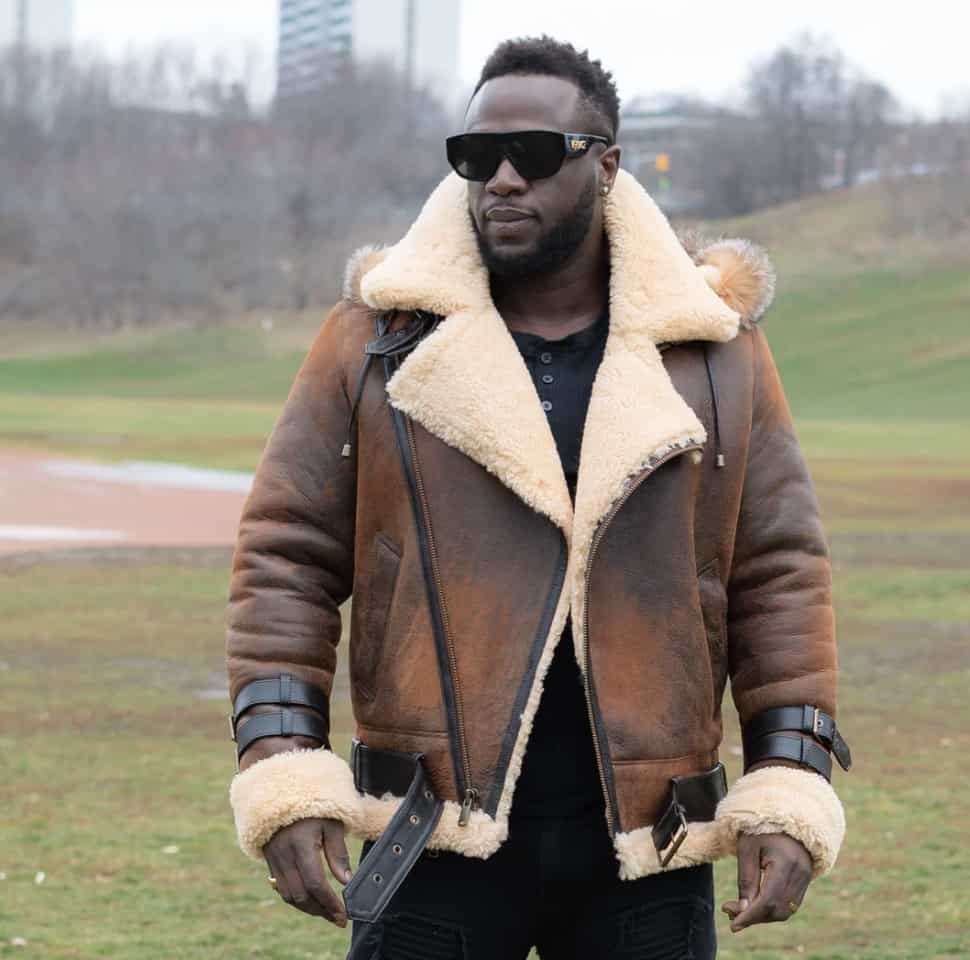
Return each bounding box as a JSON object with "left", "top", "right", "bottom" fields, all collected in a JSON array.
[
  {"left": 0, "top": 525, "right": 129, "bottom": 542},
  {"left": 42, "top": 459, "right": 254, "bottom": 492}
]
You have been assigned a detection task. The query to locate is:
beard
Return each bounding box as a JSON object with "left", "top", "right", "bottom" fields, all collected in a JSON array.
[{"left": 473, "top": 175, "right": 598, "bottom": 280}]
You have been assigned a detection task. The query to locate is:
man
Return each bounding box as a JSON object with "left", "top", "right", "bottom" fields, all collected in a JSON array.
[{"left": 225, "top": 36, "right": 852, "bottom": 960}]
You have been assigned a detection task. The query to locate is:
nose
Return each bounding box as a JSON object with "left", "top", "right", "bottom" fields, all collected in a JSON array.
[{"left": 486, "top": 155, "right": 527, "bottom": 196}]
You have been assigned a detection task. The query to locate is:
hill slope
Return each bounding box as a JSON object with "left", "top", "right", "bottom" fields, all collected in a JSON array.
[{"left": 1, "top": 176, "right": 967, "bottom": 467}]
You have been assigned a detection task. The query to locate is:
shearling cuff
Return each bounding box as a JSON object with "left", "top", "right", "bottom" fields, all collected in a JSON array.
[
  {"left": 229, "top": 747, "right": 363, "bottom": 860},
  {"left": 715, "top": 765, "right": 846, "bottom": 878}
]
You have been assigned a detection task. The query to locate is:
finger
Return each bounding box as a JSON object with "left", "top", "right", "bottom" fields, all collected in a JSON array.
[
  {"left": 780, "top": 857, "right": 813, "bottom": 915},
  {"left": 731, "top": 853, "right": 791, "bottom": 930},
  {"left": 271, "top": 841, "right": 324, "bottom": 918},
  {"left": 264, "top": 847, "right": 295, "bottom": 904},
  {"left": 725, "top": 833, "right": 762, "bottom": 919},
  {"left": 322, "top": 819, "right": 354, "bottom": 885},
  {"left": 295, "top": 842, "right": 348, "bottom": 926}
]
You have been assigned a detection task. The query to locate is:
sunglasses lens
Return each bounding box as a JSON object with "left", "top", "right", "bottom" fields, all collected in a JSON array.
[
  {"left": 446, "top": 132, "right": 566, "bottom": 181},
  {"left": 504, "top": 132, "right": 565, "bottom": 180},
  {"left": 447, "top": 135, "right": 500, "bottom": 181}
]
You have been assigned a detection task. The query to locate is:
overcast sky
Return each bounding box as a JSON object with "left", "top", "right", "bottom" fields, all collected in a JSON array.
[{"left": 74, "top": 0, "right": 969, "bottom": 118}]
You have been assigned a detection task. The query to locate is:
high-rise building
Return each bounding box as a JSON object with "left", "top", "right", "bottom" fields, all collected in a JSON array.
[
  {"left": 277, "top": 0, "right": 461, "bottom": 106},
  {"left": 0, "top": 0, "right": 73, "bottom": 51}
]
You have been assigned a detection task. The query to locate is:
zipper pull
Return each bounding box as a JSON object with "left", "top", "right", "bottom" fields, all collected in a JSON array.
[{"left": 458, "top": 787, "right": 480, "bottom": 826}]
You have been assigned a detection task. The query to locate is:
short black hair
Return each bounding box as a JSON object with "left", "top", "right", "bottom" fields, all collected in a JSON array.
[{"left": 471, "top": 35, "right": 621, "bottom": 142}]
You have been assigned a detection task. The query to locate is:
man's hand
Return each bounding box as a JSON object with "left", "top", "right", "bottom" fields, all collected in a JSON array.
[
  {"left": 721, "top": 832, "right": 813, "bottom": 933},
  {"left": 263, "top": 817, "right": 354, "bottom": 926}
]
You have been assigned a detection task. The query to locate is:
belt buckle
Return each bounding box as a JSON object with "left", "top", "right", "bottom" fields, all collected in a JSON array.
[
  {"left": 229, "top": 714, "right": 240, "bottom": 773},
  {"left": 658, "top": 804, "right": 689, "bottom": 868},
  {"left": 350, "top": 737, "right": 362, "bottom": 790},
  {"left": 812, "top": 706, "right": 823, "bottom": 736}
]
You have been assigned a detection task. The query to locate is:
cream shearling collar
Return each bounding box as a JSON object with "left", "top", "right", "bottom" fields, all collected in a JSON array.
[{"left": 357, "top": 169, "right": 741, "bottom": 540}]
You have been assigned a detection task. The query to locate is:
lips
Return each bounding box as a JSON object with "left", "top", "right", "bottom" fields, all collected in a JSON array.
[{"left": 485, "top": 207, "right": 535, "bottom": 222}]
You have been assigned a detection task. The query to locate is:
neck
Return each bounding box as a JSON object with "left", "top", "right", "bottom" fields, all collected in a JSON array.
[{"left": 491, "top": 226, "right": 610, "bottom": 338}]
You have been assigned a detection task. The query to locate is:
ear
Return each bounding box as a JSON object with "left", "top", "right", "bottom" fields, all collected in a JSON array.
[{"left": 599, "top": 144, "right": 622, "bottom": 190}]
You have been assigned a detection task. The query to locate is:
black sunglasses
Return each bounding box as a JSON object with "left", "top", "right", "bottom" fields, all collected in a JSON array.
[{"left": 446, "top": 130, "right": 612, "bottom": 182}]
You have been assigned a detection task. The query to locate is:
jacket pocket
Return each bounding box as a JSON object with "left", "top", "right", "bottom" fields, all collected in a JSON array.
[
  {"left": 697, "top": 558, "right": 728, "bottom": 702},
  {"left": 353, "top": 532, "right": 401, "bottom": 703}
]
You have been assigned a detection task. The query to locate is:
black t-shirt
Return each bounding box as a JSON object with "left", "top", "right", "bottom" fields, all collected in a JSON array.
[{"left": 506, "top": 306, "right": 609, "bottom": 818}]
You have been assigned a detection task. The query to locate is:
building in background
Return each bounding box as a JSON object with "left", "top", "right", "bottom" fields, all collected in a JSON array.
[
  {"left": 0, "top": 0, "right": 73, "bottom": 51},
  {"left": 277, "top": 0, "right": 461, "bottom": 106}
]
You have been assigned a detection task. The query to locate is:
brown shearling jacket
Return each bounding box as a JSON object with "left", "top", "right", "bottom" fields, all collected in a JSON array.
[{"left": 226, "top": 169, "right": 846, "bottom": 882}]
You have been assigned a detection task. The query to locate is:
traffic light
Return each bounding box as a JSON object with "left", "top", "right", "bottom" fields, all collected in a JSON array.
[{"left": 655, "top": 153, "right": 670, "bottom": 174}]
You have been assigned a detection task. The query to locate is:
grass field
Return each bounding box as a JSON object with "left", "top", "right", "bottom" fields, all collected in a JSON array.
[
  {"left": 2, "top": 473, "right": 968, "bottom": 958},
  {"left": 2, "top": 177, "right": 969, "bottom": 957}
]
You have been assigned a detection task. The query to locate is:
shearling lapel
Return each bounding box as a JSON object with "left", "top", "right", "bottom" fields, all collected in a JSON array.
[
  {"left": 359, "top": 170, "right": 741, "bottom": 559},
  {"left": 360, "top": 174, "right": 574, "bottom": 537}
]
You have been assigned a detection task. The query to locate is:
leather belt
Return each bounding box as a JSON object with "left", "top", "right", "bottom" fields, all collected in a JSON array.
[
  {"left": 651, "top": 762, "right": 728, "bottom": 868},
  {"left": 744, "top": 732, "right": 833, "bottom": 780},
  {"left": 343, "top": 739, "right": 444, "bottom": 925},
  {"left": 231, "top": 710, "right": 329, "bottom": 770},
  {"left": 743, "top": 705, "right": 852, "bottom": 772},
  {"left": 231, "top": 673, "right": 329, "bottom": 722}
]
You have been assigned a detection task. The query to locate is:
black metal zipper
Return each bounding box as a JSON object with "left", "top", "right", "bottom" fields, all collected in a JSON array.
[{"left": 382, "top": 348, "right": 478, "bottom": 825}]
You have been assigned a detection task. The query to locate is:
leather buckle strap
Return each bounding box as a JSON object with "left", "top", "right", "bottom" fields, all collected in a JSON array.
[
  {"left": 744, "top": 732, "right": 833, "bottom": 780},
  {"left": 232, "top": 709, "right": 329, "bottom": 770},
  {"left": 653, "top": 802, "right": 689, "bottom": 868},
  {"left": 364, "top": 311, "right": 441, "bottom": 360},
  {"left": 343, "top": 739, "right": 444, "bottom": 925},
  {"left": 230, "top": 673, "right": 329, "bottom": 739},
  {"left": 743, "top": 705, "right": 852, "bottom": 772},
  {"left": 651, "top": 762, "right": 728, "bottom": 867},
  {"left": 351, "top": 738, "right": 420, "bottom": 797}
]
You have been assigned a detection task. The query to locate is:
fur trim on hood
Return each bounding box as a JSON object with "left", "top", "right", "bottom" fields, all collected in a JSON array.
[{"left": 678, "top": 230, "right": 776, "bottom": 326}]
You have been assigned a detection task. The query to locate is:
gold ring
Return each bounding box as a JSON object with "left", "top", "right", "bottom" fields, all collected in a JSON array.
[
  {"left": 268, "top": 876, "right": 278, "bottom": 889},
  {"left": 788, "top": 900, "right": 799, "bottom": 913}
]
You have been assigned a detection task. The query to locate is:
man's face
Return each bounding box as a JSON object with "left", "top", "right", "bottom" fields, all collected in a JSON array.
[{"left": 462, "top": 74, "right": 613, "bottom": 279}]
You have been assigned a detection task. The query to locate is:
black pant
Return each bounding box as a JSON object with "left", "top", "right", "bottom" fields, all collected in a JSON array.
[{"left": 346, "top": 803, "right": 717, "bottom": 959}]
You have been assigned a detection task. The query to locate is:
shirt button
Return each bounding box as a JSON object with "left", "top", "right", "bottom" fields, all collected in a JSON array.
[
  {"left": 542, "top": 374, "right": 554, "bottom": 384},
  {"left": 541, "top": 400, "right": 553, "bottom": 412},
  {"left": 540, "top": 352, "right": 553, "bottom": 364}
]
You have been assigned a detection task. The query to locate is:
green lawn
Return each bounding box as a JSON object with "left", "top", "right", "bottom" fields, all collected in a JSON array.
[
  {"left": 1, "top": 259, "right": 968, "bottom": 474},
  {"left": 2, "top": 445, "right": 968, "bottom": 958}
]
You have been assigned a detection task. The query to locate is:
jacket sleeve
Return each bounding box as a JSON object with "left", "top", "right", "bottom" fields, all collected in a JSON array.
[
  {"left": 714, "top": 322, "right": 845, "bottom": 879},
  {"left": 225, "top": 301, "right": 364, "bottom": 860}
]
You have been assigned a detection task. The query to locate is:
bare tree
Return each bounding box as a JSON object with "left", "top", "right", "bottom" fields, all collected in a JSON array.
[{"left": 0, "top": 46, "right": 452, "bottom": 329}]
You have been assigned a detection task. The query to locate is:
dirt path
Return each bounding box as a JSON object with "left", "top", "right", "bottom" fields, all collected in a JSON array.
[{"left": 0, "top": 450, "right": 251, "bottom": 555}]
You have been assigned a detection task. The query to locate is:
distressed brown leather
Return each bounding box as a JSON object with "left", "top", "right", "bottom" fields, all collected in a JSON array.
[{"left": 225, "top": 290, "right": 837, "bottom": 838}]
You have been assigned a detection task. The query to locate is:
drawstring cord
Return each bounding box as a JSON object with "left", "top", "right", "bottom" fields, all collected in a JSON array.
[
  {"left": 342, "top": 351, "right": 376, "bottom": 458},
  {"left": 343, "top": 310, "right": 422, "bottom": 458},
  {"left": 703, "top": 344, "right": 726, "bottom": 468}
]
